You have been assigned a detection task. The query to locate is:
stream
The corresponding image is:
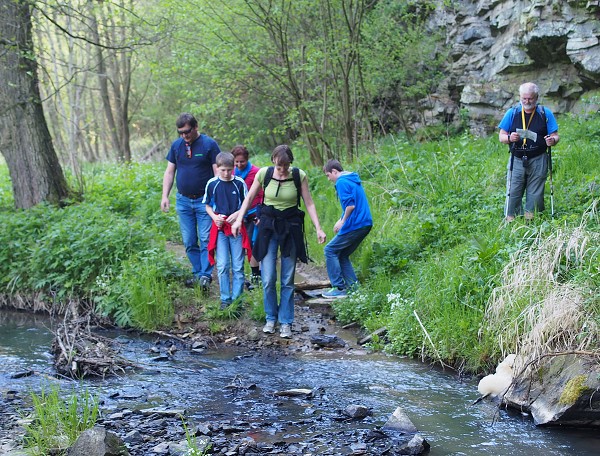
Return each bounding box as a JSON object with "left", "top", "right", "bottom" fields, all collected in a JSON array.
[{"left": 1, "top": 310, "right": 598, "bottom": 455}]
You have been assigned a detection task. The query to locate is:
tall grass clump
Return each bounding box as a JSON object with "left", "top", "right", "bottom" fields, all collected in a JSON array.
[
  {"left": 23, "top": 384, "right": 99, "bottom": 455},
  {"left": 93, "top": 248, "right": 179, "bottom": 329},
  {"left": 482, "top": 206, "right": 599, "bottom": 364}
]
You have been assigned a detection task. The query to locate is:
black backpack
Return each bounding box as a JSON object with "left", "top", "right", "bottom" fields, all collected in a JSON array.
[
  {"left": 262, "top": 166, "right": 302, "bottom": 207},
  {"left": 507, "top": 104, "right": 548, "bottom": 151}
]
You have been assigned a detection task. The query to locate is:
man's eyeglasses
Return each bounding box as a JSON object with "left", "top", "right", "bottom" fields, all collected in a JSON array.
[{"left": 178, "top": 127, "right": 193, "bottom": 135}]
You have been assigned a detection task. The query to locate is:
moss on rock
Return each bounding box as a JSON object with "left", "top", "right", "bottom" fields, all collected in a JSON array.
[{"left": 559, "top": 375, "right": 588, "bottom": 405}]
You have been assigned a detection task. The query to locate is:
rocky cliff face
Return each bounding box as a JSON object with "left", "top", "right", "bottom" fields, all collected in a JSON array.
[{"left": 429, "top": 0, "right": 600, "bottom": 135}]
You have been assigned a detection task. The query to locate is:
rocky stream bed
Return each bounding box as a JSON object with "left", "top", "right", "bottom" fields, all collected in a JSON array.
[{"left": 1, "top": 263, "right": 599, "bottom": 455}]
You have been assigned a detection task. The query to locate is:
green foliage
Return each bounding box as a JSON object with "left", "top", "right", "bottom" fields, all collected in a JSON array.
[
  {"left": 94, "top": 251, "right": 177, "bottom": 330},
  {"left": 134, "top": 0, "right": 453, "bottom": 162},
  {"left": 0, "top": 163, "right": 184, "bottom": 331},
  {"left": 0, "top": 159, "right": 13, "bottom": 209},
  {"left": 330, "top": 110, "right": 600, "bottom": 372},
  {"left": 361, "top": 0, "right": 449, "bottom": 138},
  {"left": 0, "top": 202, "right": 151, "bottom": 297},
  {"left": 23, "top": 384, "right": 99, "bottom": 455},
  {"left": 94, "top": 248, "right": 187, "bottom": 328},
  {"left": 246, "top": 288, "right": 267, "bottom": 322},
  {"left": 82, "top": 162, "right": 180, "bottom": 240}
]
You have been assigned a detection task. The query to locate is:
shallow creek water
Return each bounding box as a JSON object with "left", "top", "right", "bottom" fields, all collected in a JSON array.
[{"left": 1, "top": 310, "right": 598, "bottom": 455}]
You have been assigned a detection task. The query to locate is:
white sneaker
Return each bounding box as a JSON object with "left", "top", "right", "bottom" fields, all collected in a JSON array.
[
  {"left": 263, "top": 320, "right": 276, "bottom": 334},
  {"left": 279, "top": 324, "right": 292, "bottom": 339}
]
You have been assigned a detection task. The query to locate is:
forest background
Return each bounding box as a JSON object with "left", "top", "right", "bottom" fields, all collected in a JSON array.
[{"left": 0, "top": 0, "right": 598, "bottom": 373}]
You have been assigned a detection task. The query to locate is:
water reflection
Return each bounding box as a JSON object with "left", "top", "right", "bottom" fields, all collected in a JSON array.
[{"left": 1, "top": 310, "right": 598, "bottom": 455}]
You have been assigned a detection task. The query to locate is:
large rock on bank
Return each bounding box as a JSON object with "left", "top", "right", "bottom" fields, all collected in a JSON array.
[{"left": 504, "top": 354, "right": 600, "bottom": 426}]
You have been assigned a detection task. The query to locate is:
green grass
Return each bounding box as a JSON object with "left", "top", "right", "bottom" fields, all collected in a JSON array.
[
  {"left": 22, "top": 385, "right": 99, "bottom": 455},
  {"left": 328, "top": 112, "right": 599, "bottom": 372}
]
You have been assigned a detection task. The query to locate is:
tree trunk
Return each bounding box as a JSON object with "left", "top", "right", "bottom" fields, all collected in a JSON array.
[
  {"left": 0, "top": 0, "right": 70, "bottom": 209},
  {"left": 89, "top": 3, "right": 121, "bottom": 160}
]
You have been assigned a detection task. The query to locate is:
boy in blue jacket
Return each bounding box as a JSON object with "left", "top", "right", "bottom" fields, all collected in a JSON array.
[{"left": 322, "top": 160, "right": 373, "bottom": 298}]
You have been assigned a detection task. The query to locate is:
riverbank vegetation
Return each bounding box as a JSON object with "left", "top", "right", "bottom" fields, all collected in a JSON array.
[{"left": 0, "top": 111, "right": 598, "bottom": 374}]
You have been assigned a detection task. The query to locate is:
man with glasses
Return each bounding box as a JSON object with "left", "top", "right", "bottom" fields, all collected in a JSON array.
[
  {"left": 498, "top": 82, "right": 559, "bottom": 222},
  {"left": 161, "top": 113, "right": 220, "bottom": 289}
]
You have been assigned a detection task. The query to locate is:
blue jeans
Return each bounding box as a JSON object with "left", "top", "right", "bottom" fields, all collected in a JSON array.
[
  {"left": 215, "top": 231, "right": 245, "bottom": 303},
  {"left": 261, "top": 234, "right": 296, "bottom": 324},
  {"left": 324, "top": 226, "right": 372, "bottom": 290},
  {"left": 176, "top": 193, "right": 213, "bottom": 279},
  {"left": 505, "top": 153, "right": 548, "bottom": 217}
]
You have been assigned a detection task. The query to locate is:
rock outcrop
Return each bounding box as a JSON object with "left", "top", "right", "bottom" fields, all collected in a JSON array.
[{"left": 427, "top": 0, "right": 600, "bottom": 134}]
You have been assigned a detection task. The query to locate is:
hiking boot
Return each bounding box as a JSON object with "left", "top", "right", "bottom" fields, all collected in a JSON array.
[
  {"left": 220, "top": 301, "right": 231, "bottom": 310},
  {"left": 279, "top": 324, "right": 292, "bottom": 339},
  {"left": 263, "top": 320, "right": 276, "bottom": 334},
  {"left": 184, "top": 277, "right": 198, "bottom": 288},
  {"left": 251, "top": 273, "right": 261, "bottom": 285},
  {"left": 322, "top": 288, "right": 348, "bottom": 299},
  {"left": 199, "top": 276, "right": 211, "bottom": 291},
  {"left": 245, "top": 280, "right": 255, "bottom": 291}
]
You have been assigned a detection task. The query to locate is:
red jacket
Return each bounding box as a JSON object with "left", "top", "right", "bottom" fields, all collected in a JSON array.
[{"left": 208, "top": 220, "right": 252, "bottom": 266}]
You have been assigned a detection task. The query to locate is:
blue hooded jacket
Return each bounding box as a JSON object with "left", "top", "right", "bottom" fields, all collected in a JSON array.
[{"left": 335, "top": 172, "right": 373, "bottom": 235}]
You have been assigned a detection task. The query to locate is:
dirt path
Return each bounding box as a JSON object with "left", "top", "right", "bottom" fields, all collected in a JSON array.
[{"left": 165, "top": 241, "right": 364, "bottom": 354}]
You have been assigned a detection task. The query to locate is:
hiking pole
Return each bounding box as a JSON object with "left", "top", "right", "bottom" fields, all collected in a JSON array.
[
  {"left": 547, "top": 146, "right": 554, "bottom": 218},
  {"left": 504, "top": 150, "right": 515, "bottom": 219}
]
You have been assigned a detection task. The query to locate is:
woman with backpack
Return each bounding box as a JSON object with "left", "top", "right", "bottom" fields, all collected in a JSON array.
[{"left": 231, "top": 145, "right": 326, "bottom": 339}]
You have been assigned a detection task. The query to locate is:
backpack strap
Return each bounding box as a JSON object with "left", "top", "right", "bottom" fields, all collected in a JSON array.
[
  {"left": 262, "top": 166, "right": 302, "bottom": 207},
  {"left": 292, "top": 167, "right": 302, "bottom": 208},
  {"left": 263, "top": 166, "right": 275, "bottom": 190},
  {"left": 509, "top": 104, "right": 547, "bottom": 126},
  {"left": 538, "top": 104, "right": 547, "bottom": 124}
]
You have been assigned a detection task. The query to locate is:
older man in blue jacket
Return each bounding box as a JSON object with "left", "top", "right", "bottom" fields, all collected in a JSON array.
[{"left": 322, "top": 159, "right": 373, "bottom": 298}]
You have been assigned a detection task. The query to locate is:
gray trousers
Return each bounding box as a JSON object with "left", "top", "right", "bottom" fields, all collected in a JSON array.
[{"left": 505, "top": 153, "right": 548, "bottom": 217}]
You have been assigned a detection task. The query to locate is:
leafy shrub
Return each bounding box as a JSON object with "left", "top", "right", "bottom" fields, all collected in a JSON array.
[
  {"left": 1, "top": 203, "right": 154, "bottom": 298},
  {"left": 94, "top": 248, "right": 183, "bottom": 329}
]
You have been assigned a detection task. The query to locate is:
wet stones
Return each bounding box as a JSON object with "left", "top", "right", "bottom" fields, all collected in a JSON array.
[
  {"left": 67, "top": 426, "right": 129, "bottom": 456},
  {"left": 343, "top": 404, "right": 372, "bottom": 419},
  {"left": 310, "top": 334, "right": 347, "bottom": 348}
]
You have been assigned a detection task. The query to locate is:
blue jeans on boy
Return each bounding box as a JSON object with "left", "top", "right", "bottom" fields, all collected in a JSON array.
[
  {"left": 176, "top": 193, "right": 213, "bottom": 280},
  {"left": 261, "top": 234, "right": 296, "bottom": 325},
  {"left": 216, "top": 231, "right": 245, "bottom": 303},
  {"left": 324, "top": 226, "right": 371, "bottom": 290}
]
